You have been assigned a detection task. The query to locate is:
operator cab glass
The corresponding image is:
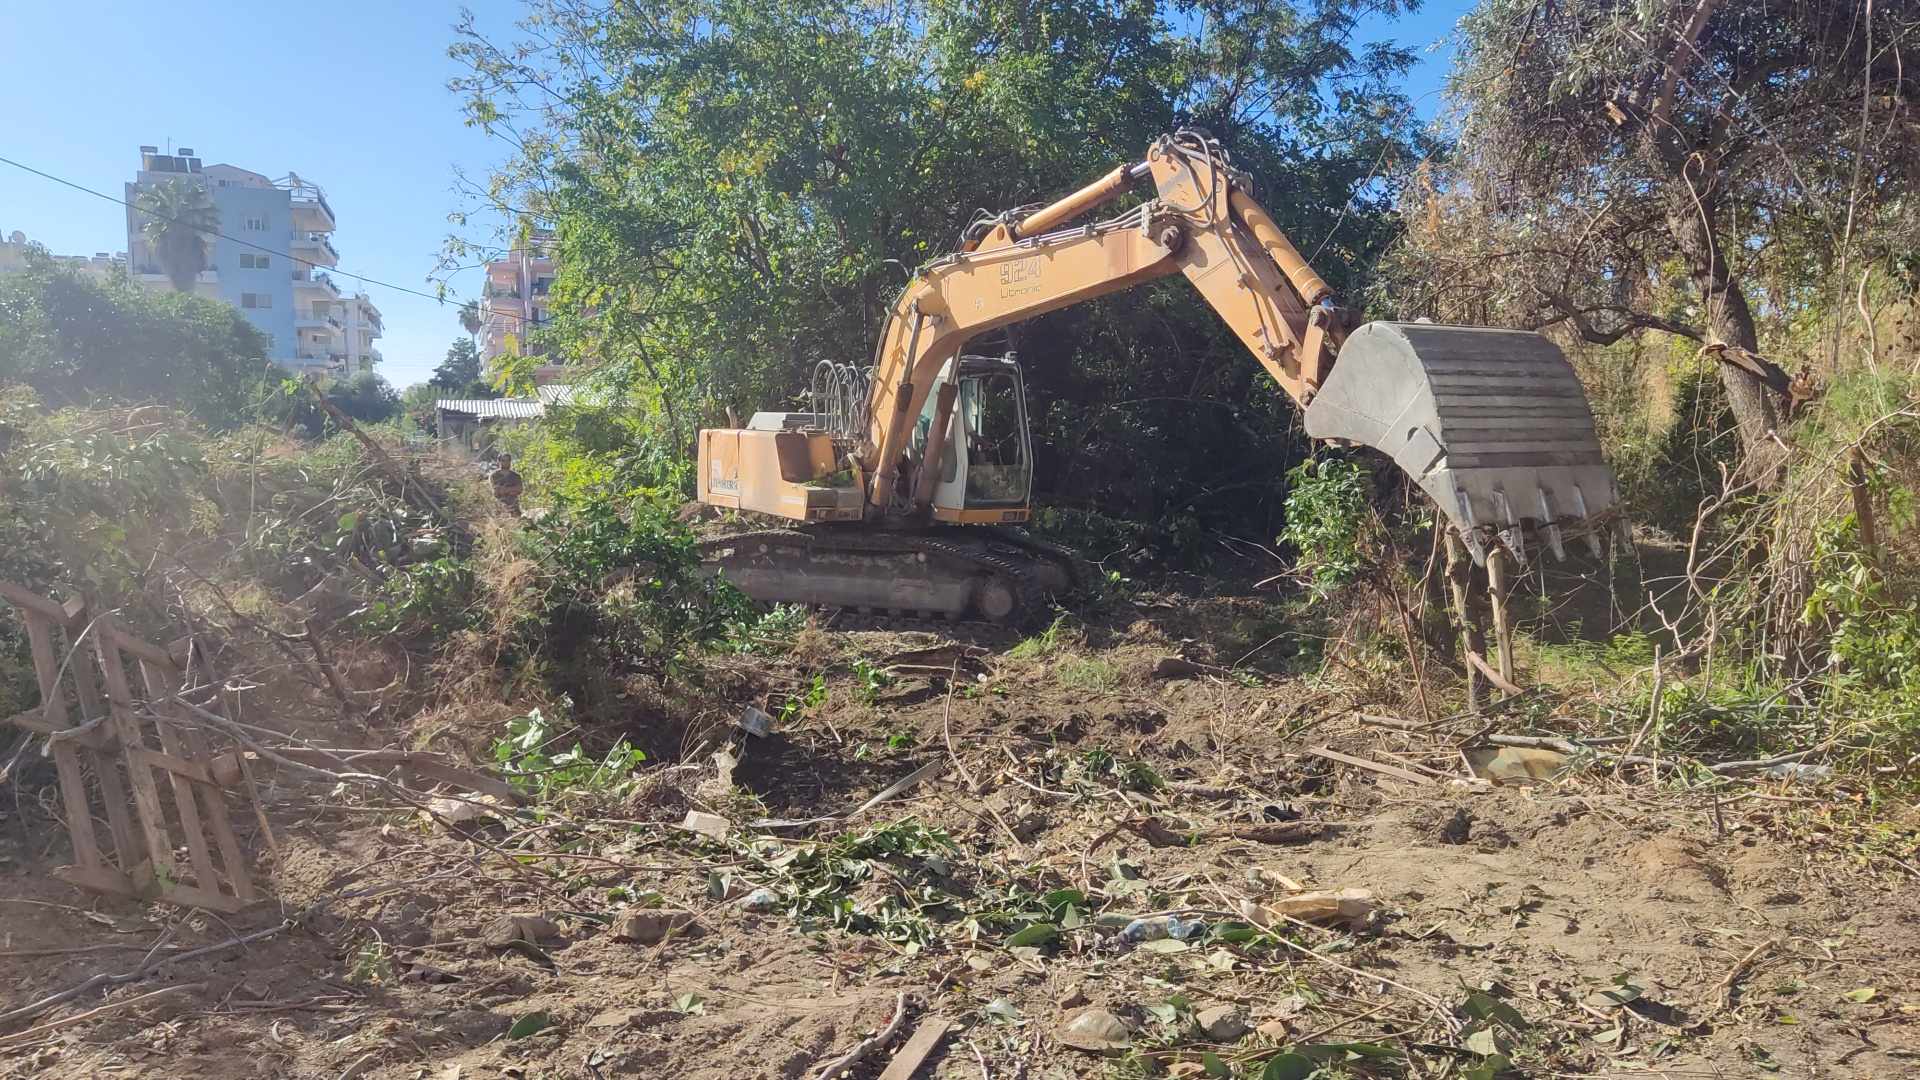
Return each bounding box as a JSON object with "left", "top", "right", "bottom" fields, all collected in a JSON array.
[{"left": 957, "top": 361, "right": 1030, "bottom": 506}]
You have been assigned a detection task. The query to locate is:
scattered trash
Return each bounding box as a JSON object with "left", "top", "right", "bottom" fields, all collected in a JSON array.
[
  {"left": 1465, "top": 746, "right": 1570, "bottom": 784},
  {"left": 1241, "top": 888, "right": 1377, "bottom": 929},
  {"left": 424, "top": 793, "right": 501, "bottom": 826},
  {"left": 738, "top": 704, "right": 774, "bottom": 738},
  {"left": 1763, "top": 762, "right": 1832, "bottom": 783},
  {"left": 612, "top": 908, "right": 698, "bottom": 945},
  {"left": 1195, "top": 1004, "right": 1248, "bottom": 1042},
  {"left": 677, "top": 810, "right": 731, "bottom": 840},
  {"left": 710, "top": 748, "right": 739, "bottom": 790},
  {"left": 1121, "top": 915, "right": 1206, "bottom": 943},
  {"left": 1057, "top": 1007, "right": 1132, "bottom": 1053},
  {"left": 740, "top": 887, "right": 779, "bottom": 913},
  {"left": 1245, "top": 867, "right": 1307, "bottom": 893}
]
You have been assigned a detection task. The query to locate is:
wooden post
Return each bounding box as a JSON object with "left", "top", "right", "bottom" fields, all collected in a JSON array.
[
  {"left": 1444, "top": 533, "right": 1484, "bottom": 712},
  {"left": 1848, "top": 447, "right": 1880, "bottom": 572},
  {"left": 1487, "top": 546, "right": 1516, "bottom": 692}
]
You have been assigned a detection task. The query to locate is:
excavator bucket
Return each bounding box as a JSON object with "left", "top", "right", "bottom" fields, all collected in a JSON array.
[{"left": 1303, "top": 322, "right": 1619, "bottom": 565}]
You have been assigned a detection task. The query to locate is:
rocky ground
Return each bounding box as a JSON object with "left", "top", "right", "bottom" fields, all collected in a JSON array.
[{"left": 2, "top": 585, "right": 1917, "bottom": 1079}]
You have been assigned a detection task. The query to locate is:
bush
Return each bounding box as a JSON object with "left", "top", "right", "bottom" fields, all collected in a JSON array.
[
  {"left": 512, "top": 495, "right": 749, "bottom": 681},
  {"left": 1280, "top": 456, "right": 1373, "bottom": 597}
]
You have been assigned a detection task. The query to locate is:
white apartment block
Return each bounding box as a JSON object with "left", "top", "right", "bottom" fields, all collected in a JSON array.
[{"left": 480, "top": 230, "right": 567, "bottom": 384}]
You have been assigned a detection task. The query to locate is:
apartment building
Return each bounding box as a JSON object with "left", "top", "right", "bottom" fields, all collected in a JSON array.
[
  {"left": 125, "top": 146, "right": 381, "bottom": 374},
  {"left": 0, "top": 230, "right": 126, "bottom": 277},
  {"left": 479, "top": 230, "right": 566, "bottom": 383}
]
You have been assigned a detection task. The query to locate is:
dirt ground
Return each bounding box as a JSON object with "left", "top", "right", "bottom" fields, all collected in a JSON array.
[{"left": 3, "top": 585, "right": 1917, "bottom": 1079}]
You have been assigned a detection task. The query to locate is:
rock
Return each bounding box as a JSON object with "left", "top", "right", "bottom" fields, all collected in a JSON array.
[
  {"left": 613, "top": 908, "right": 698, "bottom": 945},
  {"left": 740, "top": 887, "right": 779, "bottom": 913},
  {"left": 586, "top": 1008, "right": 641, "bottom": 1030},
  {"left": 1195, "top": 1005, "right": 1248, "bottom": 1043},
  {"left": 1058, "top": 1008, "right": 1132, "bottom": 1054},
  {"left": 1255, "top": 1019, "right": 1291, "bottom": 1041},
  {"left": 1465, "top": 746, "right": 1569, "bottom": 783},
  {"left": 1058, "top": 983, "right": 1090, "bottom": 1010},
  {"left": 482, "top": 914, "right": 561, "bottom": 948},
  {"left": 425, "top": 793, "right": 502, "bottom": 826}
]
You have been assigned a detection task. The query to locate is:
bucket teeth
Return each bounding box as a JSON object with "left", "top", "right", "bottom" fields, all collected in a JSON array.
[
  {"left": 1570, "top": 484, "right": 1604, "bottom": 559},
  {"left": 1536, "top": 488, "right": 1567, "bottom": 561},
  {"left": 1491, "top": 489, "right": 1525, "bottom": 565}
]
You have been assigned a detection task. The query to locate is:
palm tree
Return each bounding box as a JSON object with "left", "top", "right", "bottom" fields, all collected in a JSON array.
[
  {"left": 133, "top": 178, "right": 219, "bottom": 292},
  {"left": 458, "top": 298, "right": 483, "bottom": 342}
]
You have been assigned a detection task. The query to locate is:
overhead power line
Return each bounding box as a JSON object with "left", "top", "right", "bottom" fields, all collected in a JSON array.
[{"left": 0, "top": 153, "right": 546, "bottom": 330}]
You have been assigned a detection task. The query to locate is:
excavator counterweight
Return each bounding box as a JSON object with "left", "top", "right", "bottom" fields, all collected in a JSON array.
[{"left": 698, "top": 130, "right": 1619, "bottom": 623}]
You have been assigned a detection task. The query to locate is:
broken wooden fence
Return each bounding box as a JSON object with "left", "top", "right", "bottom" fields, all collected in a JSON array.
[{"left": 0, "top": 582, "right": 257, "bottom": 912}]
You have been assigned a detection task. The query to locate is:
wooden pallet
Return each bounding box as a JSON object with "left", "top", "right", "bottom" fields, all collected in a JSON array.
[{"left": 1, "top": 582, "right": 257, "bottom": 912}]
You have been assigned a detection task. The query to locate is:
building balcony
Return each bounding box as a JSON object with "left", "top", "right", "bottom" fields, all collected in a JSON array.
[
  {"left": 295, "top": 316, "right": 341, "bottom": 333},
  {"left": 290, "top": 232, "right": 339, "bottom": 268},
  {"left": 293, "top": 271, "right": 340, "bottom": 298},
  {"left": 134, "top": 267, "right": 217, "bottom": 286},
  {"left": 282, "top": 176, "right": 336, "bottom": 233}
]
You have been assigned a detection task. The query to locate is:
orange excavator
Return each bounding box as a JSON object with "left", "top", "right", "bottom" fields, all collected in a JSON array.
[{"left": 698, "top": 130, "right": 1618, "bottom": 623}]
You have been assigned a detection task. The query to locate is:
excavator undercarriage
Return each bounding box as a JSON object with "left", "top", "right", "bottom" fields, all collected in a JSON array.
[{"left": 698, "top": 526, "right": 1078, "bottom": 625}]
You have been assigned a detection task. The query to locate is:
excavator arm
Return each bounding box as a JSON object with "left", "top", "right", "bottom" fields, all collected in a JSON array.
[{"left": 856, "top": 130, "right": 1618, "bottom": 562}]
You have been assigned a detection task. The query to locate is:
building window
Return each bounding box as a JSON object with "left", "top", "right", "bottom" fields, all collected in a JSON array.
[
  {"left": 238, "top": 253, "right": 271, "bottom": 269},
  {"left": 241, "top": 292, "right": 271, "bottom": 309},
  {"left": 244, "top": 217, "right": 267, "bottom": 231}
]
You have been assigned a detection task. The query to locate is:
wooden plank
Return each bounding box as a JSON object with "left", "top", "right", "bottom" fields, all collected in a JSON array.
[
  {"left": 109, "top": 627, "right": 183, "bottom": 672},
  {"left": 22, "top": 615, "right": 104, "bottom": 874},
  {"left": 155, "top": 882, "right": 246, "bottom": 914},
  {"left": 876, "top": 1018, "right": 952, "bottom": 1080},
  {"left": 91, "top": 617, "right": 175, "bottom": 887},
  {"left": 138, "top": 659, "right": 254, "bottom": 903},
  {"left": 1465, "top": 651, "right": 1524, "bottom": 697},
  {"left": 1487, "top": 548, "right": 1516, "bottom": 690},
  {"left": 65, "top": 629, "right": 144, "bottom": 871},
  {"left": 1305, "top": 745, "right": 1436, "bottom": 786},
  {"left": 51, "top": 863, "right": 141, "bottom": 899},
  {"left": 0, "top": 581, "right": 78, "bottom": 626}
]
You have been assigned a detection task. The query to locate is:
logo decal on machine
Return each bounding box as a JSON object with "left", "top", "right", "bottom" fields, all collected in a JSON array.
[{"left": 998, "top": 255, "right": 1044, "bottom": 298}]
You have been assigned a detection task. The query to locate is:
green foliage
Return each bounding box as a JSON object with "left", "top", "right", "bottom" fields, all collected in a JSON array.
[
  {"left": 850, "top": 657, "right": 893, "bottom": 705},
  {"left": 0, "top": 261, "right": 271, "bottom": 428},
  {"left": 1280, "top": 457, "right": 1372, "bottom": 597},
  {"left": 432, "top": 337, "right": 495, "bottom": 399},
  {"left": 1008, "top": 614, "right": 1071, "bottom": 660},
  {"left": 516, "top": 495, "right": 750, "bottom": 678},
  {"left": 355, "top": 556, "right": 474, "bottom": 639},
  {"left": 732, "top": 820, "right": 960, "bottom": 944},
  {"left": 490, "top": 707, "right": 650, "bottom": 800},
  {"left": 1056, "top": 655, "right": 1119, "bottom": 692}
]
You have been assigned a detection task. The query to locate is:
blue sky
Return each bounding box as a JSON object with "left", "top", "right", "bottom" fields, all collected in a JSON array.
[{"left": 0, "top": 0, "right": 1471, "bottom": 390}]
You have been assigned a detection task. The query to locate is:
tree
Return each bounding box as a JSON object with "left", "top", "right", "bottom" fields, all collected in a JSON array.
[
  {"left": 0, "top": 258, "right": 269, "bottom": 426},
  {"left": 133, "top": 178, "right": 220, "bottom": 293},
  {"left": 458, "top": 298, "right": 483, "bottom": 342},
  {"left": 431, "top": 337, "right": 497, "bottom": 398},
  {"left": 433, "top": 337, "right": 483, "bottom": 389},
  {"left": 443, "top": 0, "right": 1426, "bottom": 535},
  {"left": 1382, "top": 0, "right": 1920, "bottom": 478}
]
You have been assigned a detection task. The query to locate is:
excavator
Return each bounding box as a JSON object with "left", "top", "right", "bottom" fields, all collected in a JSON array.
[{"left": 697, "top": 130, "right": 1618, "bottom": 623}]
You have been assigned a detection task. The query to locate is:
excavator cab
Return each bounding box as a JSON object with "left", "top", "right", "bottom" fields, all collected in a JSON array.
[{"left": 910, "top": 355, "right": 1034, "bottom": 523}]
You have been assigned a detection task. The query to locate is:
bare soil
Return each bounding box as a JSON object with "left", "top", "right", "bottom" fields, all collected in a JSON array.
[{"left": 2, "top": 585, "right": 1916, "bottom": 1079}]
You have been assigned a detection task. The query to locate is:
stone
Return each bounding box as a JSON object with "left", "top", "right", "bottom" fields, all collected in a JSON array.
[
  {"left": 1195, "top": 1005, "right": 1248, "bottom": 1043},
  {"left": 481, "top": 914, "right": 560, "bottom": 948},
  {"left": 1255, "top": 1019, "right": 1291, "bottom": 1041},
  {"left": 1057, "top": 1007, "right": 1132, "bottom": 1053},
  {"left": 1058, "top": 983, "right": 1090, "bottom": 1010},
  {"left": 612, "top": 908, "right": 698, "bottom": 945}
]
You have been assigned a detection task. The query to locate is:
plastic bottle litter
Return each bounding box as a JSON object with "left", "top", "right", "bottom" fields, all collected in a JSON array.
[
  {"left": 1763, "top": 762, "right": 1832, "bottom": 783},
  {"left": 1120, "top": 915, "right": 1205, "bottom": 943}
]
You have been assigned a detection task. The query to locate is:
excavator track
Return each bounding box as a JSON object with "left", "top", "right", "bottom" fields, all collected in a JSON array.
[{"left": 698, "top": 526, "right": 1075, "bottom": 628}]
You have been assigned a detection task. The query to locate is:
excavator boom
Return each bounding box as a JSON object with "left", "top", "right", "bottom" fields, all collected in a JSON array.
[{"left": 698, "top": 130, "right": 1618, "bottom": 622}]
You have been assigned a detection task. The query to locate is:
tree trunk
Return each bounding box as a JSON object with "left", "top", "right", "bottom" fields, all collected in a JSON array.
[{"left": 1662, "top": 185, "right": 1784, "bottom": 482}]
